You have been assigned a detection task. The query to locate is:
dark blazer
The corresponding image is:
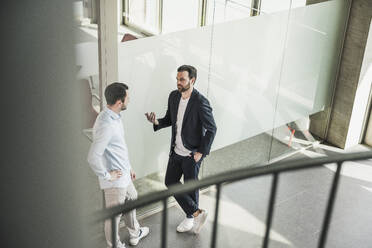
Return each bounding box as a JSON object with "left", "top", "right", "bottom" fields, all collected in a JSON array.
[{"left": 154, "top": 89, "right": 217, "bottom": 156}]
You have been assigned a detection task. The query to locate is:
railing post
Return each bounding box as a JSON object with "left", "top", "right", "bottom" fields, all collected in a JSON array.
[
  {"left": 318, "top": 162, "right": 343, "bottom": 248},
  {"left": 263, "top": 172, "right": 279, "bottom": 248},
  {"left": 250, "top": 0, "right": 262, "bottom": 16},
  {"left": 211, "top": 183, "right": 222, "bottom": 248},
  {"left": 161, "top": 198, "right": 168, "bottom": 248},
  {"left": 111, "top": 216, "right": 117, "bottom": 248}
]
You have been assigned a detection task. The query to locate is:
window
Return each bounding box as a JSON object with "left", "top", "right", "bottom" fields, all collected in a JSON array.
[
  {"left": 123, "top": 0, "right": 161, "bottom": 35},
  {"left": 122, "top": 0, "right": 295, "bottom": 36},
  {"left": 206, "top": 0, "right": 253, "bottom": 25},
  {"left": 162, "top": 0, "right": 200, "bottom": 33},
  {"left": 123, "top": 0, "right": 206, "bottom": 35}
]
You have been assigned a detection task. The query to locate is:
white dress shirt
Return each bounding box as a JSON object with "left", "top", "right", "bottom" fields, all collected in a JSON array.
[
  {"left": 87, "top": 107, "right": 131, "bottom": 189},
  {"left": 174, "top": 97, "right": 192, "bottom": 156}
]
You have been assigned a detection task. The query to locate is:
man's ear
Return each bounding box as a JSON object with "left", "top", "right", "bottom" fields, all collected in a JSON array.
[{"left": 115, "top": 99, "right": 123, "bottom": 106}]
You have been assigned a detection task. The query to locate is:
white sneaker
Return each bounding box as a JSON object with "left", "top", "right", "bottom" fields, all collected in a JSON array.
[
  {"left": 129, "top": 227, "right": 149, "bottom": 246},
  {"left": 193, "top": 209, "right": 208, "bottom": 234},
  {"left": 176, "top": 217, "right": 194, "bottom": 232}
]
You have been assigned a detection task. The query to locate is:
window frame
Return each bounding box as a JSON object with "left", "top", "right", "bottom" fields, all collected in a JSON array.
[
  {"left": 123, "top": 0, "right": 209, "bottom": 36},
  {"left": 122, "top": 0, "right": 261, "bottom": 36},
  {"left": 122, "top": 0, "right": 162, "bottom": 36}
]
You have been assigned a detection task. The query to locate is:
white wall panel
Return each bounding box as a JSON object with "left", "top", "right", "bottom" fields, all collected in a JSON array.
[
  {"left": 116, "top": 0, "right": 349, "bottom": 177},
  {"left": 118, "top": 27, "right": 212, "bottom": 177},
  {"left": 274, "top": 0, "right": 349, "bottom": 129}
]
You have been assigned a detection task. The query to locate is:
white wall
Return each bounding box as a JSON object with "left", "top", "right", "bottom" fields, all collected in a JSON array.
[
  {"left": 118, "top": 27, "right": 212, "bottom": 177},
  {"left": 117, "top": 0, "right": 349, "bottom": 177}
]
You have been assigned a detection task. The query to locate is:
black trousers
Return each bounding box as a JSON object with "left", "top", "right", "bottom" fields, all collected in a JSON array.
[{"left": 165, "top": 152, "right": 202, "bottom": 218}]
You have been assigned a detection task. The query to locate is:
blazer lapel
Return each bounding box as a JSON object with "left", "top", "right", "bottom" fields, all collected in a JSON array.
[
  {"left": 182, "top": 89, "right": 197, "bottom": 127},
  {"left": 173, "top": 91, "right": 181, "bottom": 121}
]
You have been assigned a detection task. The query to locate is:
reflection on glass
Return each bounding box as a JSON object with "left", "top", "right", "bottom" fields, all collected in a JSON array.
[
  {"left": 208, "top": 10, "right": 289, "bottom": 152},
  {"left": 74, "top": 19, "right": 101, "bottom": 130},
  {"left": 269, "top": 0, "right": 350, "bottom": 160}
]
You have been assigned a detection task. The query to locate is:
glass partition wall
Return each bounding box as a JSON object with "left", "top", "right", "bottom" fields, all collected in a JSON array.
[
  {"left": 76, "top": 0, "right": 351, "bottom": 217},
  {"left": 74, "top": 7, "right": 100, "bottom": 131},
  {"left": 268, "top": 0, "right": 351, "bottom": 161}
]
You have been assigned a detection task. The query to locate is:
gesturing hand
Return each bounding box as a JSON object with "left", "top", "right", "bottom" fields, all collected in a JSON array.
[
  {"left": 145, "top": 112, "right": 159, "bottom": 125},
  {"left": 109, "top": 170, "right": 122, "bottom": 181}
]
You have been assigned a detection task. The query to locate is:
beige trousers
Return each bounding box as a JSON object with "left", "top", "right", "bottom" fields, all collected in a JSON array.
[{"left": 104, "top": 182, "right": 140, "bottom": 247}]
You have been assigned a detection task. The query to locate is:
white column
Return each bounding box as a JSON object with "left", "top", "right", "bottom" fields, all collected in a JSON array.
[{"left": 98, "top": 0, "right": 118, "bottom": 108}]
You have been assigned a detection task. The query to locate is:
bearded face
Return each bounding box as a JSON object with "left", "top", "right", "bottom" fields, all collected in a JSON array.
[{"left": 176, "top": 71, "right": 194, "bottom": 93}]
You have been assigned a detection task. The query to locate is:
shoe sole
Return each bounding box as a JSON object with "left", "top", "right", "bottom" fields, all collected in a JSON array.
[
  {"left": 176, "top": 227, "right": 193, "bottom": 233},
  {"left": 129, "top": 230, "right": 149, "bottom": 246},
  {"left": 194, "top": 212, "right": 208, "bottom": 234}
]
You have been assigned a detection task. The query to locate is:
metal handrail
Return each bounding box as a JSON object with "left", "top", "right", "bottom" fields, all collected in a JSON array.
[
  {"left": 94, "top": 150, "right": 372, "bottom": 248},
  {"left": 94, "top": 151, "right": 372, "bottom": 221}
]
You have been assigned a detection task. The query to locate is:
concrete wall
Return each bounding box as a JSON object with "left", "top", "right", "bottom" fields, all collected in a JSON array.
[{"left": 327, "top": 0, "right": 372, "bottom": 148}]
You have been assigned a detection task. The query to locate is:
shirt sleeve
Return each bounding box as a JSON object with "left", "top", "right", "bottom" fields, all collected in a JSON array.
[{"left": 87, "top": 123, "right": 112, "bottom": 181}]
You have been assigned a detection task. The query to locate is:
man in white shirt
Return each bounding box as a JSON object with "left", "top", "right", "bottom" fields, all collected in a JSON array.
[
  {"left": 145, "top": 65, "right": 217, "bottom": 234},
  {"left": 87, "top": 83, "right": 149, "bottom": 248}
]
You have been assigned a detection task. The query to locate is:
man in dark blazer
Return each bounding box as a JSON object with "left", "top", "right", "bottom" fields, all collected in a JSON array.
[{"left": 145, "top": 65, "right": 217, "bottom": 234}]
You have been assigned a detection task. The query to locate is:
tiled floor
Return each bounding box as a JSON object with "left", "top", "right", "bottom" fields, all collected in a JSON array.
[
  {"left": 90, "top": 138, "right": 372, "bottom": 248},
  {"left": 128, "top": 131, "right": 297, "bottom": 219}
]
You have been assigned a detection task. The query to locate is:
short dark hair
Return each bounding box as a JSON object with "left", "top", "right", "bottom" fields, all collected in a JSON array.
[
  {"left": 104, "top": 82, "right": 129, "bottom": 105},
  {"left": 177, "top": 65, "right": 197, "bottom": 81}
]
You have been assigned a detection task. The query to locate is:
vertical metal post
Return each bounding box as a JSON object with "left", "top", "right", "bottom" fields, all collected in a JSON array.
[
  {"left": 111, "top": 216, "right": 117, "bottom": 248},
  {"left": 161, "top": 198, "right": 168, "bottom": 248},
  {"left": 211, "top": 184, "right": 222, "bottom": 248},
  {"left": 123, "top": 0, "right": 129, "bottom": 24},
  {"left": 263, "top": 173, "right": 279, "bottom": 248},
  {"left": 158, "top": 0, "right": 163, "bottom": 34},
  {"left": 199, "top": 0, "right": 208, "bottom": 26},
  {"left": 318, "top": 162, "right": 343, "bottom": 248},
  {"left": 250, "top": 0, "right": 262, "bottom": 16}
]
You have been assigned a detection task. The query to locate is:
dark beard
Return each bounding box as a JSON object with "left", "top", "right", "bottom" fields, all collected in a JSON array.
[{"left": 177, "top": 82, "right": 191, "bottom": 93}]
